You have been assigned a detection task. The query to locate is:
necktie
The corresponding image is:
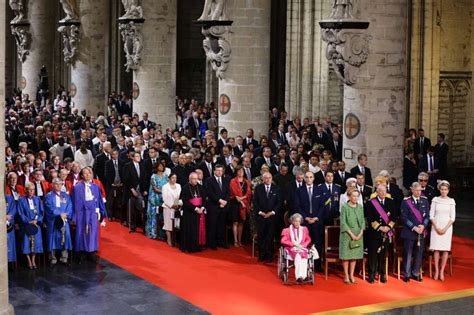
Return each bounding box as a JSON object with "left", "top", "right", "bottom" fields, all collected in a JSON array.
[
  {"left": 308, "top": 186, "right": 313, "bottom": 214},
  {"left": 266, "top": 185, "right": 270, "bottom": 197},
  {"left": 245, "top": 168, "right": 251, "bottom": 179},
  {"left": 208, "top": 163, "right": 212, "bottom": 175},
  {"left": 217, "top": 177, "right": 222, "bottom": 190},
  {"left": 135, "top": 163, "right": 140, "bottom": 177},
  {"left": 114, "top": 161, "right": 120, "bottom": 183},
  {"left": 328, "top": 184, "right": 332, "bottom": 195},
  {"left": 421, "top": 138, "right": 424, "bottom": 148},
  {"left": 429, "top": 157, "right": 433, "bottom": 171},
  {"left": 361, "top": 166, "right": 365, "bottom": 175},
  {"left": 152, "top": 159, "right": 156, "bottom": 166},
  {"left": 341, "top": 172, "right": 344, "bottom": 181}
]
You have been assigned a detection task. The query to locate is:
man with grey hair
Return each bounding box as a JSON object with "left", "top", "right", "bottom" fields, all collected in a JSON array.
[
  {"left": 400, "top": 181, "right": 430, "bottom": 282},
  {"left": 414, "top": 172, "right": 436, "bottom": 203},
  {"left": 93, "top": 141, "right": 112, "bottom": 188},
  {"left": 365, "top": 183, "right": 397, "bottom": 283},
  {"left": 378, "top": 170, "right": 403, "bottom": 210}
]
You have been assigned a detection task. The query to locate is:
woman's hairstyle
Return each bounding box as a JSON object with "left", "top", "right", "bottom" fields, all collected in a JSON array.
[
  {"left": 437, "top": 180, "right": 450, "bottom": 190},
  {"left": 289, "top": 213, "right": 303, "bottom": 224}
]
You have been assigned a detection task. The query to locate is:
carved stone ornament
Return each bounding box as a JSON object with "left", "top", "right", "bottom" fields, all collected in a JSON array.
[
  {"left": 59, "top": 0, "right": 79, "bottom": 23},
  {"left": 319, "top": 0, "right": 370, "bottom": 86},
  {"left": 57, "top": 24, "right": 80, "bottom": 64},
  {"left": 9, "top": 0, "right": 27, "bottom": 24},
  {"left": 11, "top": 24, "right": 30, "bottom": 63},
  {"left": 119, "top": 0, "right": 143, "bottom": 20},
  {"left": 195, "top": 0, "right": 232, "bottom": 80},
  {"left": 119, "top": 21, "right": 143, "bottom": 72}
]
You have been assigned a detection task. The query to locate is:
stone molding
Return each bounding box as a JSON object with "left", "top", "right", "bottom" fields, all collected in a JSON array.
[
  {"left": 10, "top": 22, "right": 30, "bottom": 63},
  {"left": 201, "top": 23, "right": 232, "bottom": 80},
  {"left": 118, "top": 20, "right": 144, "bottom": 72},
  {"left": 57, "top": 22, "right": 80, "bottom": 65},
  {"left": 119, "top": 0, "right": 143, "bottom": 20}
]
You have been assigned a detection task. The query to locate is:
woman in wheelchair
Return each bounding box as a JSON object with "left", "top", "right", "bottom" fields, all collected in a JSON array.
[{"left": 281, "top": 213, "right": 312, "bottom": 282}]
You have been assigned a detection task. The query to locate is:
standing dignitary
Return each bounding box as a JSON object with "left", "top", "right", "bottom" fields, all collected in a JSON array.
[
  {"left": 253, "top": 172, "right": 282, "bottom": 263},
  {"left": 6, "top": 195, "right": 17, "bottom": 263},
  {"left": 44, "top": 178, "right": 73, "bottom": 264},
  {"left": 400, "top": 182, "right": 430, "bottom": 282},
  {"left": 123, "top": 152, "right": 146, "bottom": 232},
  {"left": 104, "top": 149, "right": 124, "bottom": 221}
]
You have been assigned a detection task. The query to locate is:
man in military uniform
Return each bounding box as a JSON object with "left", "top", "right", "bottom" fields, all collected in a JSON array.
[
  {"left": 400, "top": 182, "right": 430, "bottom": 282},
  {"left": 365, "top": 184, "right": 397, "bottom": 283},
  {"left": 317, "top": 170, "right": 341, "bottom": 224}
]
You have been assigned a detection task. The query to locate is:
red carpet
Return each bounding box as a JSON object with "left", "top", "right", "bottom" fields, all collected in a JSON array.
[{"left": 98, "top": 222, "right": 474, "bottom": 314}]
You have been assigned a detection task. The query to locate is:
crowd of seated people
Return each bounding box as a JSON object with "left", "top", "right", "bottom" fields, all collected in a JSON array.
[{"left": 4, "top": 90, "right": 455, "bottom": 284}]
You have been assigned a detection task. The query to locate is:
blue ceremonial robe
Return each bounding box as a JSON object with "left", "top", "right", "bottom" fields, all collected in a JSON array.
[
  {"left": 72, "top": 182, "right": 106, "bottom": 252},
  {"left": 44, "top": 191, "right": 73, "bottom": 251},
  {"left": 6, "top": 195, "right": 17, "bottom": 262},
  {"left": 17, "top": 196, "right": 44, "bottom": 254}
]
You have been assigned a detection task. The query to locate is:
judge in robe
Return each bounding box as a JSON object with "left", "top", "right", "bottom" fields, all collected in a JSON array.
[
  {"left": 294, "top": 171, "right": 325, "bottom": 270},
  {"left": 253, "top": 172, "right": 282, "bottom": 263},
  {"left": 400, "top": 182, "right": 430, "bottom": 282},
  {"left": 281, "top": 213, "right": 312, "bottom": 282},
  {"left": 6, "top": 195, "right": 17, "bottom": 263},
  {"left": 5, "top": 171, "right": 25, "bottom": 200},
  {"left": 179, "top": 172, "right": 207, "bottom": 253},
  {"left": 72, "top": 167, "right": 107, "bottom": 260},
  {"left": 44, "top": 178, "right": 73, "bottom": 265},
  {"left": 32, "top": 168, "right": 50, "bottom": 200},
  {"left": 365, "top": 184, "right": 397, "bottom": 283},
  {"left": 18, "top": 183, "right": 44, "bottom": 269}
]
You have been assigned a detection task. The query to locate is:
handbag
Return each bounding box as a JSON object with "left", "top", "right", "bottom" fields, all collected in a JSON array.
[{"left": 350, "top": 239, "right": 362, "bottom": 249}]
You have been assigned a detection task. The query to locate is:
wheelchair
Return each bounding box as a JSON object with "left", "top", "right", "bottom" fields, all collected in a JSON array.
[{"left": 277, "top": 246, "right": 315, "bottom": 285}]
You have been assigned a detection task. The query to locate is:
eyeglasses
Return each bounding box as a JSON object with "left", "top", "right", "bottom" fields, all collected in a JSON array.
[{"left": 419, "top": 179, "right": 428, "bottom": 182}]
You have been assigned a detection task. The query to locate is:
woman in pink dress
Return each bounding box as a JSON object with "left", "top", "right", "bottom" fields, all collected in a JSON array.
[
  {"left": 281, "top": 213, "right": 312, "bottom": 282},
  {"left": 430, "top": 180, "right": 455, "bottom": 281}
]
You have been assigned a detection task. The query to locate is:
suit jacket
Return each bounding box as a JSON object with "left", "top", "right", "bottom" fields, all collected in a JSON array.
[
  {"left": 317, "top": 183, "right": 341, "bottom": 219},
  {"left": 142, "top": 158, "right": 160, "bottom": 189},
  {"left": 197, "top": 160, "right": 214, "bottom": 180},
  {"left": 314, "top": 170, "right": 326, "bottom": 186},
  {"left": 287, "top": 181, "right": 304, "bottom": 211},
  {"left": 327, "top": 140, "right": 343, "bottom": 161},
  {"left": 243, "top": 165, "right": 257, "bottom": 181},
  {"left": 365, "top": 197, "right": 397, "bottom": 240},
  {"left": 216, "top": 155, "right": 233, "bottom": 167},
  {"left": 244, "top": 138, "right": 259, "bottom": 149},
  {"left": 204, "top": 176, "right": 230, "bottom": 212},
  {"left": 350, "top": 165, "right": 373, "bottom": 187},
  {"left": 139, "top": 120, "right": 155, "bottom": 130},
  {"left": 400, "top": 196, "right": 430, "bottom": 240},
  {"left": 93, "top": 152, "right": 110, "bottom": 187},
  {"left": 40, "top": 138, "right": 55, "bottom": 156},
  {"left": 403, "top": 157, "right": 418, "bottom": 190},
  {"left": 63, "top": 146, "right": 78, "bottom": 161},
  {"left": 122, "top": 161, "right": 147, "bottom": 199},
  {"left": 252, "top": 183, "right": 282, "bottom": 217},
  {"left": 255, "top": 156, "right": 274, "bottom": 170},
  {"left": 387, "top": 183, "right": 403, "bottom": 211},
  {"left": 294, "top": 185, "right": 325, "bottom": 223},
  {"left": 312, "top": 132, "right": 329, "bottom": 148},
  {"left": 225, "top": 165, "right": 237, "bottom": 178},
  {"left": 356, "top": 185, "right": 373, "bottom": 204},
  {"left": 413, "top": 137, "right": 431, "bottom": 157},
  {"left": 104, "top": 159, "right": 123, "bottom": 189},
  {"left": 334, "top": 171, "right": 352, "bottom": 192},
  {"left": 273, "top": 173, "right": 294, "bottom": 207},
  {"left": 173, "top": 165, "right": 190, "bottom": 187},
  {"left": 418, "top": 154, "right": 439, "bottom": 173}
]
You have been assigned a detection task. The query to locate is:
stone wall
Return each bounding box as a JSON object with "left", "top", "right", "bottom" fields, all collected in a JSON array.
[{"left": 176, "top": 0, "right": 206, "bottom": 103}]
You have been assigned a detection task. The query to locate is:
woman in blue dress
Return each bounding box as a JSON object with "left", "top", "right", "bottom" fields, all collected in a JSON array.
[
  {"left": 146, "top": 162, "right": 169, "bottom": 239},
  {"left": 6, "top": 195, "right": 17, "bottom": 263},
  {"left": 18, "top": 183, "right": 44, "bottom": 269}
]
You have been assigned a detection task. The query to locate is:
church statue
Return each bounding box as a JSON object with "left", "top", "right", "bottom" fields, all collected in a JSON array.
[
  {"left": 120, "top": 0, "right": 143, "bottom": 20},
  {"left": 59, "top": 0, "right": 79, "bottom": 23},
  {"left": 330, "top": 0, "right": 354, "bottom": 19},
  {"left": 198, "top": 0, "right": 227, "bottom": 21},
  {"left": 9, "top": 0, "right": 26, "bottom": 23}
]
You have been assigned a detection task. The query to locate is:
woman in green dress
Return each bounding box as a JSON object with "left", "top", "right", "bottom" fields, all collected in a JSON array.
[
  {"left": 146, "top": 162, "right": 169, "bottom": 239},
  {"left": 339, "top": 188, "right": 365, "bottom": 284}
]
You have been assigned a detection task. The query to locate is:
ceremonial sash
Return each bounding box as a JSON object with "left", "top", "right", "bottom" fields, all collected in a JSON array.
[
  {"left": 406, "top": 199, "right": 427, "bottom": 237},
  {"left": 370, "top": 199, "right": 393, "bottom": 238},
  {"left": 189, "top": 197, "right": 203, "bottom": 207}
]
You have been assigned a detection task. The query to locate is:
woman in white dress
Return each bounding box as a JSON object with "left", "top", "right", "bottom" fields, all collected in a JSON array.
[
  {"left": 339, "top": 178, "right": 363, "bottom": 212},
  {"left": 161, "top": 173, "right": 182, "bottom": 246},
  {"left": 429, "top": 180, "right": 455, "bottom": 281}
]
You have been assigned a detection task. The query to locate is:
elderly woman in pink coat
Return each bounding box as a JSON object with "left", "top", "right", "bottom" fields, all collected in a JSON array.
[{"left": 281, "top": 213, "right": 312, "bottom": 282}]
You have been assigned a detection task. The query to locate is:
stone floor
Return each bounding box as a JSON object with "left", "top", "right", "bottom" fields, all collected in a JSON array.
[
  {"left": 370, "top": 296, "right": 474, "bottom": 315},
  {"left": 8, "top": 259, "right": 208, "bottom": 315}
]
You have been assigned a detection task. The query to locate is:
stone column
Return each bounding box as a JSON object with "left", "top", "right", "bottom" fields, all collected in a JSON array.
[
  {"left": 343, "top": 0, "right": 408, "bottom": 181},
  {"left": 0, "top": 0, "right": 15, "bottom": 312},
  {"left": 218, "top": 0, "right": 271, "bottom": 138},
  {"left": 205, "top": 62, "right": 218, "bottom": 104},
  {"left": 20, "top": 0, "right": 55, "bottom": 98},
  {"left": 132, "top": 0, "right": 177, "bottom": 129},
  {"left": 71, "top": 0, "right": 110, "bottom": 114}
]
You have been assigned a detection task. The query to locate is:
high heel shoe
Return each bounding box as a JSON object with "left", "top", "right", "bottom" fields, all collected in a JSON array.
[
  {"left": 433, "top": 271, "right": 439, "bottom": 280},
  {"left": 343, "top": 278, "right": 351, "bottom": 284},
  {"left": 350, "top": 278, "right": 358, "bottom": 284},
  {"left": 439, "top": 273, "right": 445, "bottom": 281}
]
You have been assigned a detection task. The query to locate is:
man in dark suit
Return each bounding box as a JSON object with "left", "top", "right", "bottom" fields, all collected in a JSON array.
[
  {"left": 418, "top": 146, "right": 439, "bottom": 187},
  {"left": 63, "top": 137, "right": 78, "bottom": 161},
  {"left": 355, "top": 173, "right": 372, "bottom": 204},
  {"left": 242, "top": 156, "right": 257, "bottom": 180},
  {"left": 252, "top": 172, "right": 281, "bottom": 263},
  {"left": 255, "top": 146, "right": 274, "bottom": 170},
  {"left": 272, "top": 164, "right": 293, "bottom": 237},
  {"left": 205, "top": 165, "right": 231, "bottom": 249},
  {"left": 216, "top": 144, "right": 234, "bottom": 167},
  {"left": 327, "top": 132, "right": 342, "bottom": 161},
  {"left": 350, "top": 153, "right": 373, "bottom": 187},
  {"left": 40, "top": 130, "right": 55, "bottom": 159},
  {"left": 379, "top": 170, "right": 403, "bottom": 211},
  {"left": 312, "top": 125, "right": 329, "bottom": 148},
  {"left": 233, "top": 136, "right": 245, "bottom": 157},
  {"left": 138, "top": 112, "right": 155, "bottom": 130},
  {"left": 314, "top": 160, "right": 329, "bottom": 186},
  {"left": 294, "top": 171, "right": 325, "bottom": 270},
  {"left": 104, "top": 149, "right": 124, "bottom": 221},
  {"left": 122, "top": 152, "right": 147, "bottom": 232},
  {"left": 244, "top": 128, "right": 259, "bottom": 149},
  {"left": 364, "top": 184, "right": 397, "bottom": 283},
  {"left": 187, "top": 112, "right": 201, "bottom": 138},
  {"left": 197, "top": 151, "right": 214, "bottom": 180},
  {"left": 173, "top": 154, "right": 191, "bottom": 187},
  {"left": 142, "top": 147, "right": 160, "bottom": 190},
  {"left": 92, "top": 141, "right": 112, "bottom": 189},
  {"left": 400, "top": 182, "right": 430, "bottom": 282},
  {"left": 217, "top": 128, "right": 228, "bottom": 154},
  {"left": 287, "top": 170, "right": 305, "bottom": 213},
  {"left": 403, "top": 150, "right": 419, "bottom": 190},
  {"left": 317, "top": 170, "right": 341, "bottom": 223},
  {"left": 415, "top": 172, "right": 436, "bottom": 204},
  {"left": 334, "top": 161, "right": 352, "bottom": 192},
  {"left": 413, "top": 128, "right": 431, "bottom": 161},
  {"left": 434, "top": 133, "right": 449, "bottom": 180}
]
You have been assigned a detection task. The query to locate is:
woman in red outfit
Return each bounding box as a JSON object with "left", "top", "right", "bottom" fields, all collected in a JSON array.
[{"left": 229, "top": 166, "right": 252, "bottom": 247}]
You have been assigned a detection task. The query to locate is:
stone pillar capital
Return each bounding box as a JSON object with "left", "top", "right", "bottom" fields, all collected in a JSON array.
[{"left": 118, "top": 20, "right": 144, "bottom": 72}]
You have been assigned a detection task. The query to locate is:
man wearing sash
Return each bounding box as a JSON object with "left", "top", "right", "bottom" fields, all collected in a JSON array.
[
  {"left": 72, "top": 167, "right": 107, "bottom": 262},
  {"left": 44, "top": 178, "right": 73, "bottom": 265},
  {"left": 365, "top": 183, "right": 397, "bottom": 283},
  {"left": 400, "top": 182, "right": 430, "bottom": 282},
  {"left": 17, "top": 183, "right": 44, "bottom": 269}
]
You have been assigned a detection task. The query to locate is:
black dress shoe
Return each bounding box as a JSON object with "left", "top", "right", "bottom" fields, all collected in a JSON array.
[
  {"left": 367, "top": 275, "right": 375, "bottom": 284},
  {"left": 403, "top": 277, "right": 410, "bottom": 282},
  {"left": 380, "top": 275, "right": 387, "bottom": 283},
  {"left": 412, "top": 275, "right": 423, "bottom": 282}
]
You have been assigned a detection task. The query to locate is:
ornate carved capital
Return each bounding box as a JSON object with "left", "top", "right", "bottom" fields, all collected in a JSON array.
[
  {"left": 11, "top": 23, "right": 30, "bottom": 63},
  {"left": 118, "top": 21, "right": 144, "bottom": 72},
  {"left": 319, "top": 0, "right": 370, "bottom": 86},
  {"left": 57, "top": 23, "right": 80, "bottom": 65},
  {"left": 59, "top": 0, "right": 79, "bottom": 23},
  {"left": 119, "top": 0, "right": 143, "bottom": 20},
  {"left": 9, "top": 0, "right": 28, "bottom": 24}
]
